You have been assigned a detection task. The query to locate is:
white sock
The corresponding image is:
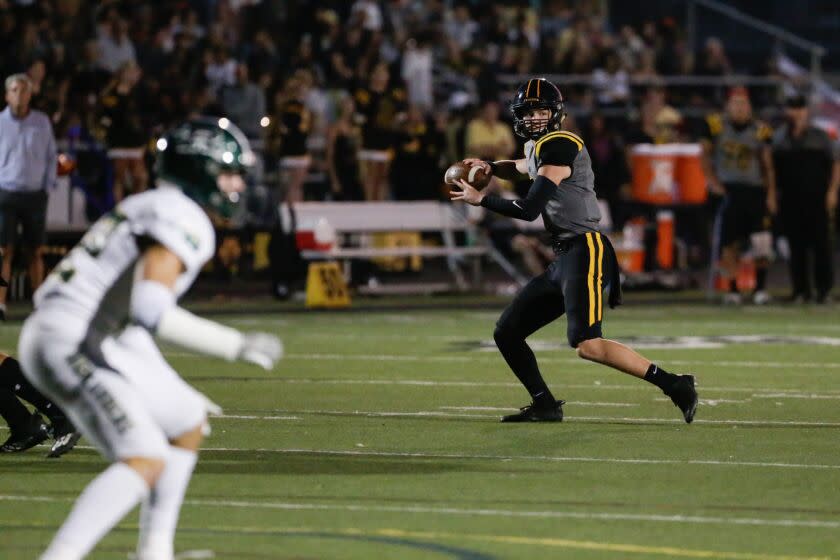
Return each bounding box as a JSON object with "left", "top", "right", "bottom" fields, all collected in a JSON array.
[
  {"left": 41, "top": 462, "right": 149, "bottom": 560},
  {"left": 137, "top": 446, "right": 198, "bottom": 560}
]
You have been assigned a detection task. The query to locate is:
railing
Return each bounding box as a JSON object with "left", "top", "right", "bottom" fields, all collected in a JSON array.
[
  {"left": 685, "top": 0, "right": 825, "bottom": 83},
  {"left": 495, "top": 73, "right": 793, "bottom": 121},
  {"left": 497, "top": 74, "right": 789, "bottom": 88}
]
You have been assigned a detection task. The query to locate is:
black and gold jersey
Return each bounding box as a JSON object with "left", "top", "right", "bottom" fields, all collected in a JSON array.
[
  {"left": 524, "top": 130, "right": 601, "bottom": 240},
  {"left": 353, "top": 86, "right": 407, "bottom": 150},
  {"left": 703, "top": 114, "right": 772, "bottom": 187},
  {"left": 100, "top": 89, "right": 146, "bottom": 148},
  {"left": 276, "top": 100, "right": 311, "bottom": 157}
]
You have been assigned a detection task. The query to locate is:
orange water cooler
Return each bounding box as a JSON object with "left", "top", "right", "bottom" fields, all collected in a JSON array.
[
  {"left": 630, "top": 144, "right": 707, "bottom": 205},
  {"left": 626, "top": 144, "right": 707, "bottom": 274}
]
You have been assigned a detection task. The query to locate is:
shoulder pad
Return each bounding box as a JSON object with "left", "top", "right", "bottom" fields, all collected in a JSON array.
[
  {"left": 354, "top": 89, "right": 370, "bottom": 104},
  {"left": 706, "top": 114, "right": 723, "bottom": 136},
  {"left": 756, "top": 121, "right": 773, "bottom": 141},
  {"left": 535, "top": 131, "right": 583, "bottom": 157}
]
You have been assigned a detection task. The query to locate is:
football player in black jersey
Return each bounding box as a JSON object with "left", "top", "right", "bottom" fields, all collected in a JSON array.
[{"left": 451, "top": 79, "right": 698, "bottom": 423}]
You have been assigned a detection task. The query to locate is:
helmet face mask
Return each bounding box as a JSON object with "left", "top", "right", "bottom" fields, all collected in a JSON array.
[
  {"left": 155, "top": 118, "right": 256, "bottom": 220},
  {"left": 513, "top": 106, "right": 554, "bottom": 138},
  {"left": 510, "top": 78, "right": 566, "bottom": 140}
]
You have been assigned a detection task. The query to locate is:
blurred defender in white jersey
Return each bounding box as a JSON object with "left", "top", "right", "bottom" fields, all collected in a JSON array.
[{"left": 18, "top": 118, "right": 282, "bottom": 560}]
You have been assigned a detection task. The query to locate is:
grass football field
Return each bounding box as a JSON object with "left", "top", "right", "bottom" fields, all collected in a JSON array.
[{"left": 1, "top": 299, "right": 839, "bottom": 559}]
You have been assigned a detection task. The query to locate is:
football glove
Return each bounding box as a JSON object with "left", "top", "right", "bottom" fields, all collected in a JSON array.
[{"left": 238, "top": 332, "right": 284, "bottom": 370}]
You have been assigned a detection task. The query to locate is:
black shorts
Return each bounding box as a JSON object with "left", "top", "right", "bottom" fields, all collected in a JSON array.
[
  {"left": 496, "top": 232, "right": 618, "bottom": 348},
  {"left": 719, "top": 184, "right": 769, "bottom": 247},
  {"left": 0, "top": 190, "right": 48, "bottom": 247}
]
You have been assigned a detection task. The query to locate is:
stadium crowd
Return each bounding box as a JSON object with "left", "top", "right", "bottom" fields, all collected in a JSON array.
[
  {"left": 0, "top": 0, "right": 764, "bottom": 206},
  {"left": 2, "top": 0, "right": 835, "bottom": 300}
]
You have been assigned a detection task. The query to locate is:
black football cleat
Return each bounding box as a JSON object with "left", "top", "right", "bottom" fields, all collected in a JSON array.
[
  {"left": 48, "top": 431, "right": 82, "bottom": 459},
  {"left": 0, "top": 416, "right": 50, "bottom": 453},
  {"left": 47, "top": 420, "right": 81, "bottom": 458},
  {"left": 665, "top": 375, "right": 698, "bottom": 424},
  {"left": 501, "top": 400, "right": 565, "bottom": 423}
]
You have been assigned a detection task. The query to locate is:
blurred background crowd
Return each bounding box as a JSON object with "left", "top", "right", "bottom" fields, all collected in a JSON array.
[
  {"left": 1, "top": 0, "right": 832, "bottom": 207},
  {"left": 1, "top": 0, "right": 839, "bottom": 301}
]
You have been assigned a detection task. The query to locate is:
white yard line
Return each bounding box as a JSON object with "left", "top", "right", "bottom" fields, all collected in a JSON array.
[
  {"left": 51, "top": 443, "right": 838, "bottom": 471},
  {"left": 1, "top": 494, "right": 837, "bottom": 530},
  {"left": 440, "top": 403, "right": 640, "bottom": 409},
  {"left": 279, "top": 353, "right": 840, "bottom": 370},
  {"left": 752, "top": 393, "right": 840, "bottom": 400},
  {"left": 196, "top": 377, "right": 840, "bottom": 398},
  {"left": 163, "top": 349, "right": 840, "bottom": 370},
  {"left": 213, "top": 407, "right": 840, "bottom": 428},
  {"left": 217, "top": 415, "right": 301, "bottom": 421}
]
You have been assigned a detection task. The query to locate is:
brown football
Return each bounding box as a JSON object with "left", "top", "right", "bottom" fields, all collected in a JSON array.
[
  {"left": 56, "top": 153, "right": 77, "bottom": 176},
  {"left": 444, "top": 162, "right": 491, "bottom": 190}
]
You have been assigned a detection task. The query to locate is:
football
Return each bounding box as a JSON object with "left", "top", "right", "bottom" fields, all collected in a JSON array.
[
  {"left": 56, "top": 153, "right": 77, "bottom": 176},
  {"left": 444, "top": 162, "right": 491, "bottom": 190}
]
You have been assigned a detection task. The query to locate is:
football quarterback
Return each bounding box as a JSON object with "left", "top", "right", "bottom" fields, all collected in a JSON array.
[{"left": 451, "top": 79, "right": 698, "bottom": 424}]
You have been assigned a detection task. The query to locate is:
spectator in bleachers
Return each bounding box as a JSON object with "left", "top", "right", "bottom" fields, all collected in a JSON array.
[
  {"left": 696, "top": 36, "right": 733, "bottom": 103},
  {"left": 624, "top": 87, "right": 673, "bottom": 146},
  {"left": 0, "top": 73, "right": 56, "bottom": 319},
  {"left": 401, "top": 36, "right": 434, "bottom": 112},
  {"left": 445, "top": 4, "right": 479, "bottom": 51},
  {"left": 616, "top": 25, "right": 645, "bottom": 70},
  {"left": 0, "top": 10, "right": 17, "bottom": 76},
  {"left": 592, "top": 51, "right": 630, "bottom": 110},
  {"left": 66, "top": 39, "right": 110, "bottom": 129},
  {"left": 204, "top": 45, "right": 237, "bottom": 95},
  {"left": 98, "top": 60, "right": 148, "bottom": 203},
  {"left": 172, "top": 8, "right": 205, "bottom": 42},
  {"left": 354, "top": 62, "right": 407, "bottom": 200},
  {"left": 25, "top": 58, "right": 45, "bottom": 97},
  {"left": 97, "top": 15, "right": 136, "bottom": 74},
  {"left": 221, "top": 63, "right": 266, "bottom": 140},
  {"left": 391, "top": 105, "right": 446, "bottom": 200},
  {"left": 326, "top": 22, "right": 365, "bottom": 89},
  {"left": 587, "top": 113, "right": 631, "bottom": 229},
  {"left": 327, "top": 96, "right": 363, "bottom": 201},
  {"left": 653, "top": 18, "right": 688, "bottom": 76},
  {"left": 633, "top": 48, "right": 660, "bottom": 80},
  {"left": 289, "top": 34, "right": 322, "bottom": 79},
  {"left": 465, "top": 99, "right": 515, "bottom": 162},
  {"left": 247, "top": 30, "right": 281, "bottom": 90},
  {"left": 295, "top": 68, "right": 330, "bottom": 151},
  {"left": 697, "top": 37, "right": 732, "bottom": 78},
  {"left": 11, "top": 21, "right": 48, "bottom": 71},
  {"left": 351, "top": 0, "right": 384, "bottom": 33},
  {"left": 268, "top": 75, "right": 312, "bottom": 203}
]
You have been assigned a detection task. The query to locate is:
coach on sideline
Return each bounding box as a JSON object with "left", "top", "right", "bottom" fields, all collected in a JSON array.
[
  {"left": 769, "top": 94, "right": 839, "bottom": 303},
  {"left": 0, "top": 73, "right": 57, "bottom": 320}
]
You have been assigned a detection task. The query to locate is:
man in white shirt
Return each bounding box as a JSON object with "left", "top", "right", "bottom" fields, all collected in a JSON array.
[{"left": 0, "top": 73, "right": 56, "bottom": 320}]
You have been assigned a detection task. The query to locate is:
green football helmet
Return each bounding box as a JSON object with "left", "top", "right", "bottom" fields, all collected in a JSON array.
[{"left": 154, "top": 117, "right": 257, "bottom": 218}]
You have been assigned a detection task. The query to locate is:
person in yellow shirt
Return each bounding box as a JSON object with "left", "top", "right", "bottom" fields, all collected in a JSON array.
[{"left": 465, "top": 100, "right": 516, "bottom": 160}]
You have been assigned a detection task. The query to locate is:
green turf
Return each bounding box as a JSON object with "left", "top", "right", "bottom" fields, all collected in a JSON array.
[{"left": 1, "top": 302, "right": 840, "bottom": 559}]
